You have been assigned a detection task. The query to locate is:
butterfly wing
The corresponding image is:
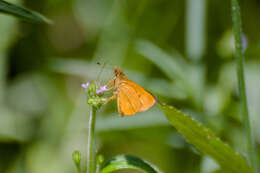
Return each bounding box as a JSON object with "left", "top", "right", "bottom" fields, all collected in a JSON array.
[
  {"left": 117, "top": 83, "right": 141, "bottom": 117},
  {"left": 123, "top": 80, "right": 156, "bottom": 112}
]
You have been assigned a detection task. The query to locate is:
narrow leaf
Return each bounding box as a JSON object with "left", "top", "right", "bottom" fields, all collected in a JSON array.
[
  {"left": 135, "top": 40, "right": 205, "bottom": 108},
  {"left": 135, "top": 39, "right": 187, "bottom": 81},
  {"left": 100, "top": 154, "right": 162, "bottom": 173},
  {"left": 161, "top": 104, "right": 253, "bottom": 173},
  {"left": 0, "top": 0, "right": 52, "bottom": 24},
  {"left": 231, "top": 0, "right": 258, "bottom": 172}
]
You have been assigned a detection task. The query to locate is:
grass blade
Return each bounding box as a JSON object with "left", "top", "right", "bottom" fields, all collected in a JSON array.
[
  {"left": 0, "top": 0, "right": 52, "bottom": 23},
  {"left": 135, "top": 40, "right": 187, "bottom": 81},
  {"left": 161, "top": 104, "right": 253, "bottom": 173},
  {"left": 135, "top": 40, "right": 205, "bottom": 108},
  {"left": 231, "top": 0, "right": 258, "bottom": 172}
]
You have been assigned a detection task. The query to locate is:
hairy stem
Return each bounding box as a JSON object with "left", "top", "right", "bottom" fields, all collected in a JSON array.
[
  {"left": 231, "top": 0, "right": 258, "bottom": 172},
  {"left": 87, "top": 106, "right": 97, "bottom": 173}
]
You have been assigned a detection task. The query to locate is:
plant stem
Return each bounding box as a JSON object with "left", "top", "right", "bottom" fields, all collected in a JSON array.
[
  {"left": 77, "top": 165, "right": 81, "bottom": 173},
  {"left": 87, "top": 106, "right": 97, "bottom": 173},
  {"left": 0, "top": 53, "right": 6, "bottom": 105},
  {"left": 231, "top": 0, "right": 258, "bottom": 172}
]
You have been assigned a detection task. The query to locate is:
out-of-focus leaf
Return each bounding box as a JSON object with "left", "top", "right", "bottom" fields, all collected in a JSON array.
[
  {"left": 96, "top": 107, "right": 168, "bottom": 132},
  {"left": 74, "top": 0, "right": 130, "bottom": 65},
  {"left": 0, "top": 0, "right": 52, "bottom": 23},
  {"left": 7, "top": 74, "right": 52, "bottom": 115},
  {"left": 160, "top": 104, "right": 253, "bottom": 173},
  {"left": 100, "top": 154, "right": 162, "bottom": 173},
  {"left": 49, "top": 58, "right": 107, "bottom": 79},
  {"left": 0, "top": 107, "right": 33, "bottom": 142},
  {"left": 0, "top": 2, "right": 18, "bottom": 104},
  {"left": 186, "top": 0, "right": 206, "bottom": 61},
  {"left": 147, "top": 78, "right": 187, "bottom": 100},
  {"left": 135, "top": 40, "right": 187, "bottom": 81},
  {"left": 49, "top": 58, "right": 187, "bottom": 99},
  {"left": 201, "top": 156, "right": 220, "bottom": 173},
  {"left": 135, "top": 40, "right": 205, "bottom": 108},
  {"left": 217, "top": 30, "right": 234, "bottom": 58}
]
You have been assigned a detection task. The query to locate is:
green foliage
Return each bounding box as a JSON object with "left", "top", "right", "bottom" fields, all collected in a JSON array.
[
  {"left": 161, "top": 104, "right": 253, "bottom": 173},
  {"left": 1, "top": 0, "right": 260, "bottom": 173},
  {"left": 100, "top": 154, "right": 161, "bottom": 173},
  {"left": 135, "top": 40, "right": 204, "bottom": 108},
  {"left": 0, "top": 0, "right": 51, "bottom": 23},
  {"left": 231, "top": 0, "right": 258, "bottom": 172}
]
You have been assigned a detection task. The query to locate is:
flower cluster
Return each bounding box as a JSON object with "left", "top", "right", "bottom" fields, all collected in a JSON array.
[
  {"left": 81, "top": 82, "right": 108, "bottom": 94},
  {"left": 81, "top": 81, "right": 109, "bottom": 109}
]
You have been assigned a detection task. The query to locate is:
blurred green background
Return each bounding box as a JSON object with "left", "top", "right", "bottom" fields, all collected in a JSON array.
[{"left": 1, "top": 0, "right": 260, "bottom": 172}]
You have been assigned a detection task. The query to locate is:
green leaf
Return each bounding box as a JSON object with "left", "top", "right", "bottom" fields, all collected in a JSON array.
[
  {"left": 100, "top": 154, "right": 162, "bottom": 173},
  {"left": 0, "top": 0, "right": 52, "bottom": 24},
  {"left": 135, "top": 40, "right": 205, "bottom": 108},
  {"left": 231, "top": 0, "right": 258, "bottom": 172},
  {"left": 160, "top": 104, "right": 254, "bottom": 173}
]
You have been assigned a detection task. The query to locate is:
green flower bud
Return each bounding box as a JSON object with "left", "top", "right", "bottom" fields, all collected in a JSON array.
[
  {"left": 97, "top": 154, "right": 105, "bottom": 164},
  {"left": 72, "top": 150, "right": 81, "bottom": 165},
  {"left": 87, "top": 98, "right": 94, "bottom": 105},
  {"left": 88, "top": 81, "right": 97, "bottom": 97}
]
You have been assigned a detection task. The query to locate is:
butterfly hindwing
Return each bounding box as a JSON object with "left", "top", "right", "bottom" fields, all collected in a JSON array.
[{"left": 118, "top": 80, "right": 156, "bottom": 115}]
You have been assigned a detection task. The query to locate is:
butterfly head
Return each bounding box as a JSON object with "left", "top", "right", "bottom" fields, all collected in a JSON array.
[{"left": 114, "top": 68, "right": 124, "bottom": 78}]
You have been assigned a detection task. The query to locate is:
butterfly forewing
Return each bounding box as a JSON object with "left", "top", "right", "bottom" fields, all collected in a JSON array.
[{"left": 117, "top": 83, "right": 141, "bottom": 116}]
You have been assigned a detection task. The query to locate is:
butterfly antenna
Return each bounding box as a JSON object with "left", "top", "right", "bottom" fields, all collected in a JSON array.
[
  {"left": 96, "top": 60, "right": 113, "bottom": 85},
  {"left": 96, "top": 62, "right": 106, "bottom": 86}
]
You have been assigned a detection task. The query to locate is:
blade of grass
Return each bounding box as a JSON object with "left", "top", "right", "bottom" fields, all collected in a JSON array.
[
  {"left": 0, "top": 0, "right": 52, "bottom": 23},
  {"left": 92, "top": 1, "right": 130, "bottom": 66},
  {"left": 135, "top": 40, "right": 205, "bottom": 108},
  {"left": 231, "top": 0, "right": 258, "bottom": 172},
  {"left": 161, "top": 104, "right": 254, "bottom": 173},
  {"left": 135, "top": 40, "right": 187, "bottom": 81}
]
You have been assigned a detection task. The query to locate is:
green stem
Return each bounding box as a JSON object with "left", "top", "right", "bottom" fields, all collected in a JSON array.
[
  {"left": 77, "top": 164, "right": 82, "bottom": 173},
  {"left": 87, "top": 106, "right": 97, "bottom": 173},
  {"left": 231, "top": 0, "right": 258, "bottom": 172},
  {"left": 0, "top": 53, "right": 6, "bottom": 105}
]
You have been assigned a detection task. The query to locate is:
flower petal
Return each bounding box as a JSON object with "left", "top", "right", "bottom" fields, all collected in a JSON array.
[
  {"left": 96, "top": 85, "right": 108, "bottom": 94},
  {"left": 81, "top": 82, "right": 90, "bottom": 89}
]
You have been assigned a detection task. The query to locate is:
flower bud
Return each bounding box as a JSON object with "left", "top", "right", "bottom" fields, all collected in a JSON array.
[
  {"left": 88, "top": 81, "right": 97, "bottom": 97},
  {"left": 72, "top": 150, "right": 81, "bottom": 165},
  {"left": 97, "top": 154, "right": 105, "bottom": 164}
]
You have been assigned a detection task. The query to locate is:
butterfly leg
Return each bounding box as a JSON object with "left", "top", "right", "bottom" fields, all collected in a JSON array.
[
  {"left": 105, "top": 79, "right": 115, "bottom": 91},
  {"left": 104, "top": 93, "right": 116, "bottom": 104}
]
